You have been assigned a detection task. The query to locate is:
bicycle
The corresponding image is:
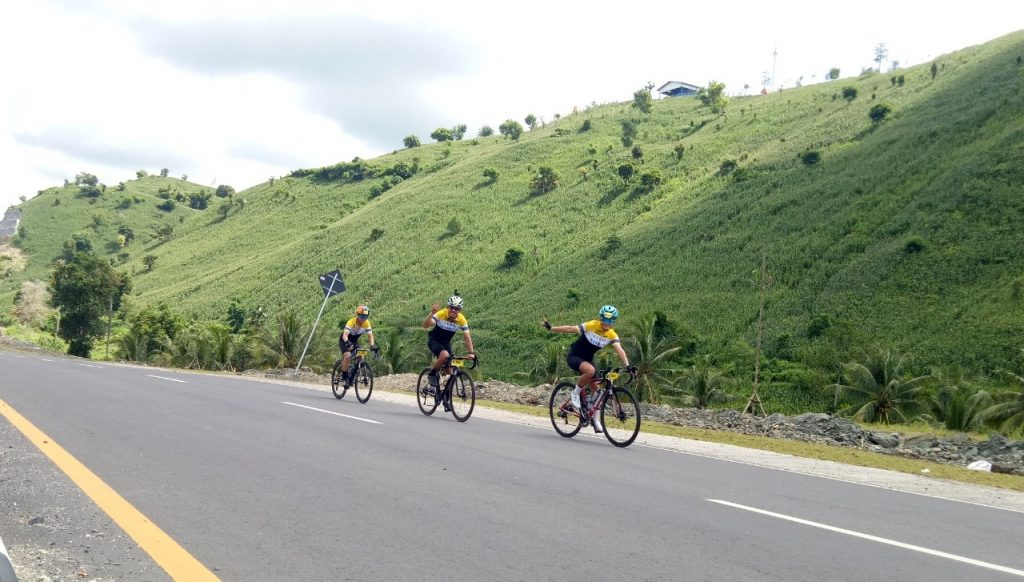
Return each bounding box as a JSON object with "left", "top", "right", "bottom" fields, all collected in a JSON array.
[
  {"left": 415, "top": 355, "right": 478, "bottom": 422},
  {"left": 331, "top": 347, "right": 378, "bottom": 403},
  {"left": 548, "top": 367, "right": 641, "bottom": 447}
]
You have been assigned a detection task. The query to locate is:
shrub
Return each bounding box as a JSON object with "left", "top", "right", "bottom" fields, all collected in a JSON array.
[
  {"left": 502, "top": 247, "right": 524, "bottom": 269},
  {"left": 620, "top": 120, "right": 638, "bottom": 147},
  {"left": 800, "top": 150, "right": 822, "bottom": 166},
  {"left": 638, "top": 169, "right": 663, "bottom": 192},
  {"left": 904, "top": 236, "right": 925, "bottom": 253},
  {"left": 631, "top": 88, "right": 653, "bottom": 114},
  {"left": 631, "top": 145, "right": 643, "bottom": 160},
  {"left": 403, "top": 135, "right": 421, "bottom": 148},
  {"left": 215, "top": 185, "right": 235, "bottom": 198},
  {"left": 478, "top": 125, "right": 494, "bottom": 137},
  {"left": 842, "top": 86, "right": 858, "bottom": 102},
  {"left": 617, "top": 163, "right": 636, "bottom": 184},
  {"left": 524, "top": 114, "right": 538, "bottom": 130},
  {"left": 499, "top": 120, "right": 523, "bottom": 141},
  {"left": 869, "top": 103, "right": 893, "bottom": 124},
  {"left": 157, "top": 199, "right": 176, "bottom": 212},
  {"left": 482, "top": 167, "right": 499, "bottom": 182},
  {"left": 451, "top": 124, "right": 467, "bottom": 140},
  {"left": 368, "top": 228, "right": 385, "bottom": 242},
  {"left": 599, "top": 236, "right": 621, "bottom": 259},
  {"left": 430, "top": 127, "right": 453, "bottom": 142},
  {"left": 531, "top": 167, "right": 560, "bottom": 194},
  {"left": 673, "top": 143, "right": 685, "bottom": 160},
  {"left": 718, "top": 159, "right": 738, "bottom": 175},
  {"left": 579, "top": 119, "right": 592, "bottom": 132}
]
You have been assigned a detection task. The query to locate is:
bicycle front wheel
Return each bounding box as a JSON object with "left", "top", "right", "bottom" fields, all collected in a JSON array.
[
  {"left": 354, "top": 361, "right": 374, "bottom": 403},
  {"left": 416, "top": 368, "right": 439, "bottom": 416},
  {"left": 331, "top": 360, "right": 347, "bottom": 400},
  {"left": 549, "top": 382, "right": 583, "bottom": 438},
  {"left": 448, "top": 373, "right": 476, "bottom": 422},
  {"left": 601, "top": 387, "right": 641, "bottom": 447}
]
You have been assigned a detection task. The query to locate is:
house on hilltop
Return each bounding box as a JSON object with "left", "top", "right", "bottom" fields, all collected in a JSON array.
[{"left": 657, "top": 81, "right": 701, "bottom": 98}]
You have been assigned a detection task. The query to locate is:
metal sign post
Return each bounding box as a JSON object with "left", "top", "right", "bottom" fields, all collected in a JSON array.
[{"left": 295, "top": 270, "right": 345, "bottom": 373}]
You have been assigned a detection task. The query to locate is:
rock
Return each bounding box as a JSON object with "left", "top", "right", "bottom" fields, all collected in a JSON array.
[{"left": 868, "top": 431, "right": 900, "bottom": 449}]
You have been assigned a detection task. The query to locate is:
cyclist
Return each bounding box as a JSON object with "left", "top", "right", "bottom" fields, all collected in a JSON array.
[
  {"left": 339, "top": 305, "right": 379, "bottom": 387},
  {"left": 423, "top": 293, "right": 477, "bottom": 408},
  {"left": 541, "top": 305, "right": 633, "bottom": 433}
]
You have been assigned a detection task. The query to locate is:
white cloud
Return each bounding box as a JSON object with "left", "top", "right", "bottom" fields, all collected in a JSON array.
[{"left": 2, "top": 0, "right": 1022, "bottom": 210}]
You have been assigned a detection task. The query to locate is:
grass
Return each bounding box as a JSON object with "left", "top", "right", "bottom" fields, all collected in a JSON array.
[{"left": 2, "top": 31, "right": 1023, "bottom": 396}]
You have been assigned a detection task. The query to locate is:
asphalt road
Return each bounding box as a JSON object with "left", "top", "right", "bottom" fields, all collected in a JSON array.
[{"left": 2, "top": 349, "right": 1023, "bottom": 581}]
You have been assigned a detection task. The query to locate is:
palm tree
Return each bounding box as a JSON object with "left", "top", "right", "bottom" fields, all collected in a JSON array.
[
  {"left": 982, "top": 363, "right": 1024, "bottom": 433},
  {"left": 205, "top": 322, "right": 235, "bottom": 371},
  {"left": 379, "top": 329, "right": 420, "bottom": 374},
  {"left": 624, "top": 314, "right": 683, "bottom": 403},
  {"left": 516, "top": 343, "right": 566, "bottom": 386},
  {"left": 255, "top": 310, "right": 308, "bottom": 369},
  {"left": 927, "top": 367, "right": 991, "bottom": 431},
  {"left": 673, "top": 354, "right": 733, "bottom": 409},
  {"left": 833, "top": 349, "right": 931, "bottom": 424}
]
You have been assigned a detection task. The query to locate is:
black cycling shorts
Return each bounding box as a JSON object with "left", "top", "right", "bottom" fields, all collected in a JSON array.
[
  {"left": 339, "top": 337, "right": 360, "bottom": 353},
  {"left": 428, "top": 338, "right": 453, "bottom": 358},
  {"left": 567, "top": 353, "right": 594, "bottom": 373}
]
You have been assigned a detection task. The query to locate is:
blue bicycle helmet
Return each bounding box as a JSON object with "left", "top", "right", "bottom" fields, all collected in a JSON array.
[{"left": 598, "top": 305, "right": 619, "bottom": 324}]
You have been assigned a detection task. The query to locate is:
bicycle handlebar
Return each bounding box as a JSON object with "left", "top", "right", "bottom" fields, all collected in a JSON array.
[
  {"left": 449, "top": 355, "right": 479, "bottom": 369},
  {"left": 599, "top": 366, "right": 636, "bottom": 386}
]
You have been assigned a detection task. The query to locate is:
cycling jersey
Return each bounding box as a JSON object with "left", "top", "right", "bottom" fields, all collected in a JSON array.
[
  {"left": 343, "top": 317, "right": 373, "bottom": 337},
  {"left": 428, "top": 308, "right": 469, "bottom": 344},
  {"left": 568, "top": 319, "right": 620, "bottom": 362}
]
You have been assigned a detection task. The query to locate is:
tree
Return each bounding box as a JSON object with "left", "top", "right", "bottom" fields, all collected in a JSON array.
[
  {"left": 620, "top": 119, "right": 639, "bottom": 147},
  {"left": 75, "top": 172, "right": 99, "bottom": 187},
  {"left": 13, "top": 280, "right": 52, "bottom": 327},
  {"left": 160, "top": 168, "right": 169, "bottom": 177},
  {"left": 143, "top": 255, "right": 158, "bottom": 272},
  {"left": 873, "top": 43, "right": 888, "bottom": 73},
  {"left": 430, "top": 127, "right": 453, "bottom": 142},
  {"left": 136, "top": 170, "right": 148, "bottom": 179},
  {"left": 516, "top": 344, "right": 566, "bottom": 386},
  {"left": 403, "top": 135, "right": 421, "bottom": 148},
  {"left": 632, "top": 88, "right": 653, "bottom": 114},
  {"left": 674, "top": 355, "right": 733, "bottom": 409},
  {"left": 841, "top": 86, "right": 858, "bottom": 102},
  {"left": 524, "top": 114, "right": 538, "bottom": 130},
  {"left": 478, "top": 125, "right": 494, "bottom": 137},
  {"left": 697, "top": 81, "right": 729, "bottom": 114},
  {"left": 869, "top": 103, "right": 893, "bottom": 124},
  {"left": 930, "top": 62, "right": 938, "bottom": 80},
  {"left": 499, "top": 119, "right": 524, "bottom": 141},
  {"left": 215, "top": 185, "right": 235, "bottom": 198},
  {"left": 531, "top": 167, "right": 559, "bottom": 194},
  {"left": 982, "top": 362, "right": 1024, "bottom": 433},
  {"left": 451, "top": 124, "right": 467, "bottom": 140},
  {"left": 49, "top": 252, "right": 130, "bottom": 357},
  {"left": 624, "top": 314, "right": 683, "bottom": 403},
  {"left": 833, "top": 349, "right": 931, "bottom": 424},
  {"left": 927, "top": 368, "right": 991, "bottom": 431},
  {"left": 828, "top": 67, "right": 840, "bottom": 81},
  {"left": 617, "top": 162, "right": 636, "bottom": 184}
]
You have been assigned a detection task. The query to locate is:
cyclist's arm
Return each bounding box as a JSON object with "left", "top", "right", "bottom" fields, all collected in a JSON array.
[
  {"left": 423, "top": 304, "right": 440, "bottom": 329},
  {"left": 367, "top": 330, "right": 377, "bottom": 347},
  {"left": 341, "top": 329, "right": 351, "bottom": 342},
  {"left": 546, "top": 324, "right": 581, "bottom": 335},
  {"left": 612, "top": 342, "right": 630, "bottom": 367},
  {"left": 463, "top": 330, "right": 475, "bottom": 356}
]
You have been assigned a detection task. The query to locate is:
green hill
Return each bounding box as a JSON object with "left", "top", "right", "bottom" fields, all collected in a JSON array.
[{"left": 4, "top": 31, "right": 1024, "bottom": 385}]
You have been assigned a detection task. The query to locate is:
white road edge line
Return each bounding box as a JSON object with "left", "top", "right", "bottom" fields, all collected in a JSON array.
[
  {"left": 79, "top": 363, "right": 103, "bottom": 368},
  {"left": 41, "top": 358, "right": 55, "bottom": 362},
  {"left": 282, "top": 401, "right": 382, "bottom": 425},
  {"left": 707, "top": 499, "right": 1024, "bottom": 577},
  {"left": 147, "top": 374, "right": 187, "bottom": 383}
]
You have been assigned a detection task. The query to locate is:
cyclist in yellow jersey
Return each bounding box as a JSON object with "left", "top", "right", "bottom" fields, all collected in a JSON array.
[
  {"left": 423, "top": 293, "right": 476, "bottom": 401},
  {"left": 339, "top": 305, "right": 379, "bottom": 387},
  {"left": 541, "top": 305, "right": 633, "bottom": 433}
]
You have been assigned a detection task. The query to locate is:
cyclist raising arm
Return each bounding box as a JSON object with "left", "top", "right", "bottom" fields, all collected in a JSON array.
[
  {"left": 423, "top": 293, "right": 476, "bottom": 394},
  {"left": 542, "top": 305, "right": 633, "bottom": 433},
  {"left": 339, "top": 305, "right": 379, "bottom": 387}
]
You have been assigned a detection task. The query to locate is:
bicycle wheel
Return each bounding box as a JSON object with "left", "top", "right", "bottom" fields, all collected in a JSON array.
[
  {"left": 448, "top": 373, "right": 476, "bottom": 422},
  {"left": 600, "top": 387, "right": 641, "bottom": 447},
  {"left": 416, "top": 368, "right": 439, "bottom": 416},
  {"left": 354, "top": 361, "right": 374, "bottom": 403},
  {"left": 331, "top": 360, "right": 348, "bottom": 400},
  {"left": 549, "top": 382, "right": 583, "bottom": 438}
]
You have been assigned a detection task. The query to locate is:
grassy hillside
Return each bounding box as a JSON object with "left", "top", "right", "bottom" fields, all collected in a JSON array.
[{"left": 5, "top": 31, "right": 1024, "bottom": 386}]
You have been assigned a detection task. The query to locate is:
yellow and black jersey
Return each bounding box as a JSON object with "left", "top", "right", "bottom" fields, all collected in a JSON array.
[
  {"left": 568, "top": 319, "right": 620, "bottom": 360},
  {"left": 428, "top": 308, "right": 469, "bottom": 344},
  {"left": 343, "top": 317, "right": 373, "bottom": 337}
]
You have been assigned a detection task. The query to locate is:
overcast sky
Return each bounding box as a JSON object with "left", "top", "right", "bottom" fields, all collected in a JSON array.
[{"left": 1, "top": 0, "right": 1021, "bottom": 211}]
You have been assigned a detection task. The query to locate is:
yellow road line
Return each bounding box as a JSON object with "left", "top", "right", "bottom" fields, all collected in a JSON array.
[{"left": 0, "top": 399, "right": 220, "bottom": 581}]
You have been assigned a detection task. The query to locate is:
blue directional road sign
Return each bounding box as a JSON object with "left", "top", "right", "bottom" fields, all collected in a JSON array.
[{"left": 319, "top": 270, "right": 346, "bottom": 298}]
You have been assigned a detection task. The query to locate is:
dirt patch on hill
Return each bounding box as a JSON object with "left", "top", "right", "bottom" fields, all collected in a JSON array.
[{"left": 0, "top": 243, "right": 27, "bottom": 277}]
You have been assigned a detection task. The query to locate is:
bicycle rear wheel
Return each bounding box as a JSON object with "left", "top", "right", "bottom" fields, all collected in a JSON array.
[
  {"left": 331, "top": 360, "right": 348, "bottom": 400},
  {"left": 354, "top": 361, "right": 374, "bottom": 403},
  {"left": 416, "top": 368, "right": 439, "bottom": 416},
  {"left": 549, "top": 382, "right": 583, "bottom": 438},
  {"left": 600, "top": 387, "right": 640, "bottom": 447},
  {"left": 448, "top": 373, "right": 475, "bottom": 422}
]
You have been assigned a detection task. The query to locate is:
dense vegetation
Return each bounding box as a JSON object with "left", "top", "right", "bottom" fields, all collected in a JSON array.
[{"left": 3, "top": 31, "right": 1023, "bottom": 431}]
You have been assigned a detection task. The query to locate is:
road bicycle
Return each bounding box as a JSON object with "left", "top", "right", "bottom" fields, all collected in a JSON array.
[
  {"left": 331, "top": 347, "right": 377, "bottom": 403},
  {"left": 548, "top": 367, "right": 641, "bottom": 447},
  {"left": 416, "top": 355, "right": 477, "bottom": 422}
]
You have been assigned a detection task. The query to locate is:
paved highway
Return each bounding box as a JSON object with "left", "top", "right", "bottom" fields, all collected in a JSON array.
[{"left": 1, "top": 349, "right": 1022, "bottom": 581}]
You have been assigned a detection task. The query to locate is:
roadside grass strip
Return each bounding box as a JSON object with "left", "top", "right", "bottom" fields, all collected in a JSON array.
[
  {"left": 0, "top": 398, "right": 220, "bottom": 581},
  {"left": 708, "top": 499, "right": 1024, "bottom": 577}
]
